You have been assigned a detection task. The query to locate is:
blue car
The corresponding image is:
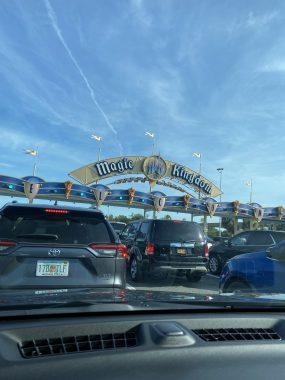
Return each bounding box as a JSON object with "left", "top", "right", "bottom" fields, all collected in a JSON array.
[{"left": 219, "top": 240, "right": 285, "bottom": 293}]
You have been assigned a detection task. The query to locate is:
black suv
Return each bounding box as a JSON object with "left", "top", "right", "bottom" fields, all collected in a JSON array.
[
  {"left": 209, "top": 229, "right": 285, "bottom": 275},
  {"left": 120, "top": 219, "right": 208, "bottom": 283},
  {"left": 0, "top": 203, "right": 127, "bottom": 289}
]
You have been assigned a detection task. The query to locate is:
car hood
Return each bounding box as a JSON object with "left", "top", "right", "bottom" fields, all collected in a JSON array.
[{"left": 1, "top": 287, "right": 285, "bottom": 311}]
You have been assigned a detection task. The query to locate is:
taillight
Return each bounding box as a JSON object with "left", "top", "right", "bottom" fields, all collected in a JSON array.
[
  {"left": 0, "top": 240, "right": 17, "bottom": 254},
  {"left": 204, "top": 244, "right": 209, "bottom": 258},
  {"left": 145, "top": 243, "right": 154, "bottom": 255},
  {"left": 89, "top": 243, "right": 128, "bottom": 259},
  {"left": 116, "top": 244, "right": 128, "bottom": 259}
]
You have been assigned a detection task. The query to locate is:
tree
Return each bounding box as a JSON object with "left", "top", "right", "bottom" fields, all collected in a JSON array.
[
  {"left": 207, "top": 226, "right": 219, "bottom": 237},
  {"left": 129, "top": 213, "right": 144, "bottom": 222},
  {"left": 221, "top": 217, "right": 234, "bottom": 236},
  {"left": 107, "top": 213, "right": 143, "bottom": 224}
]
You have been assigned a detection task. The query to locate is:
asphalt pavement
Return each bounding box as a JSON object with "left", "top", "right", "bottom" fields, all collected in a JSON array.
[{"left": 127, "top": 273, "right": 220, "bottom": 295}]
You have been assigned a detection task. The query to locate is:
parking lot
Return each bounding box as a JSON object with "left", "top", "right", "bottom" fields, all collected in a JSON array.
[{"left": 127, "top": 273, "right": 220, "bottom": 295}]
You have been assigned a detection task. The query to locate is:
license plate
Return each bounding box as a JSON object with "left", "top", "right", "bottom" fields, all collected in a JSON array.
[
  {"left": 177, "top": 248, "right": 187, "bottom": 255},
  {"left": 36, "top": 261, "right": 69, "bottom": 277}
]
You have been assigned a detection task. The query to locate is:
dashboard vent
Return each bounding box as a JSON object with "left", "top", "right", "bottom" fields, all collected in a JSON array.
[
  {"left": 19, "top": 331, "right": 138, "bottom": 358},
  {"left": 193, "top": 328, "right": 281, "bottom": 342}
]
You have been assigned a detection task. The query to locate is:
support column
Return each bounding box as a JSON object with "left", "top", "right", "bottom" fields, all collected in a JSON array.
[
  {"left": 203, "top": 214, "right": 208, "bottom": 235},
  {"left": 191, "top": 213, "right": 194, "bottom": 222},
  {"left": 233, "top": 216, "right": 238, "bottom": 235},
  {"left": 249, "top": 218, "right": 258, "bottom": 231}
]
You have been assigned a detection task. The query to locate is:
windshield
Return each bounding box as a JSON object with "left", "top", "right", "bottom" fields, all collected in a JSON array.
[
  {"left": 0, "top": 0, "right": 285, "bottom": 314},
  {"left": 0, "top": 206, "right": 113, "bottom": 244},
  {"left": 154, "top": 221, "right": 205, "bottom": 242},
  {"left": 110, "top": 223, "right": 126, "bottom": 232}
]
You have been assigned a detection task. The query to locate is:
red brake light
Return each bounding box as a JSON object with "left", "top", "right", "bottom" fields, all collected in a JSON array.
[
  {"left": 89, "top": 243, "right": 128, "bottom": 259},
  {"left": 145, "top": 243, "right": 154, "bottom": 255},
  {"left": 0, "top": 240, "right": 17, "bottom": 253},
  {"left": 45, "top": 209, "right": 69, "bottom": 214},
  {"left": 204, "top": 244, "right": 209, "bottom": 258},
  {"left": 116, "top": 244, "right": 128, "bottom": 259}
]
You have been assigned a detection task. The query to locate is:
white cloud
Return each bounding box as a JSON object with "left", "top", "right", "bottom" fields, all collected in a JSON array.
[
  {"left": 44, "top": 0, "right": 123, "bottom": 154},
  {"left": 0, "top": 162, "right": 14, "bottom": 168},
  {"left": 260, "top": 60, "right": 285, "bottom": 73},
  {"left": 130, "top": 0, "right": 153, "bottom": 28},
  {"left": 246, "top": 11, "right": 279, "bottom": 29}
]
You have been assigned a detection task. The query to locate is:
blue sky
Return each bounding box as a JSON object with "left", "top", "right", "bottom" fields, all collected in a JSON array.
[{"left": 0, "top": 0, "right": 285, "bottom": 209}]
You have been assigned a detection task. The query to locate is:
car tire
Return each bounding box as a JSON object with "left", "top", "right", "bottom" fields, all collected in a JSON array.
[
  {"left": 225, "top": 281, "right": 251, "bottom": 293},
  {"left": 186, "top": 271, "right": 203, "bottom": 283},
  {"left": 208, "top": 254, "right": 222, "bottom": 275},
  {"left": 129, "top": 256, "right": 143, "bottom": 282}
]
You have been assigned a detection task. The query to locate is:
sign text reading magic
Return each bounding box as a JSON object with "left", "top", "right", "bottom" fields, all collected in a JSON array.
[
  {"left": 171, "top": 164, "right": 212, "bottom": 194},
  {"left": 95, "top": 158, "right": 134, "bottom": 176}
]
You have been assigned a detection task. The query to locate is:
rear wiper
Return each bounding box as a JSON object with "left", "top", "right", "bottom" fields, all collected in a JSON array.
[{"left": 16, "top": 234, "right": 59, "bottom": 240}]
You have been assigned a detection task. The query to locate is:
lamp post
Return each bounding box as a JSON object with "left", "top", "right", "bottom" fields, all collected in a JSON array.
[
  {"left": 23, "top": 148, "right": 39, "bottom": 176},
  {"left": 217, "top": 168, "right": 224, "bottom": 237},
  {"left": 145, "top": 131, "right": 155, "bottom": 155},
  {"left": 91, "top": 134, "right": 103, "bottom": 161},
  {"left": 193, "top": 152, "right": 202, "bottom": 198},
  {"left": 245, "top": 179, "right": 253, "bottom": 204}
]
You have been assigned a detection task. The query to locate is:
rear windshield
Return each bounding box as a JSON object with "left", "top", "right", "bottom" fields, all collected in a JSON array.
[
  {"left": 154, "top": 220, "right": 205, "bottom": 242},
  {"left": 0, "top": 206, "right": 113, "bottom": 244},
  {"left": 110, "top": 223, "right": 126, "bottom": 232},
  {"left": 271, "top": 232, "right": 285, "bottom": 244}
]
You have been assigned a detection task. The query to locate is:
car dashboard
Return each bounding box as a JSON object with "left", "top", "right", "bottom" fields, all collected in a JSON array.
[{"left": 1, "top": 309, "right": 285, "bottom": 379}]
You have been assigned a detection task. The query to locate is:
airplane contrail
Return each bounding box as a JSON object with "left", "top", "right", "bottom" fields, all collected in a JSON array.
[{"left": 44, "top": 0, "right": 123, "bottom": 153}]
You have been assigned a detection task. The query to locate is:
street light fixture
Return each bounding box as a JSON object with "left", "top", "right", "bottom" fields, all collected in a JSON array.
[
  {"left": 193, "top": 152, "right": 202, "bottom": 198},
  {"left": 217, "top": 168, "right": 224, "bottom": 237},
  {"left": 23, "top": 148, "right": 39, "bottom": 176},
  {"left": 145, "top": 131, "right": 156, "bottom": 155},
  {"left": 245, "top": 179, "right": 253, "bottom": 204},
  {"left": 91, "top": 134, "right": 103, "bottom": 161}
]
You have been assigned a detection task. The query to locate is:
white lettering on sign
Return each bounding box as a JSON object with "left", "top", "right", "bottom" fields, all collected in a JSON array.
[
  {"left": 95, "top": 158, "right": 134, "bottom": 176},
  {"left": 171, "top": 164, "right": 212, "bottom": 195}
]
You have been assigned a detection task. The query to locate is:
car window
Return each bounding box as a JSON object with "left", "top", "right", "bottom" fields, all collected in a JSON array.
[
  {"left": 136, "top": 222, "right": 149, "bottom": 240},
  {"left": 120, "top": 224, "right": 131, "bottom": 239},
  {"left": 247, "top": 232, "right": 274, "bottom": 246},
  {"left": 0, "top": 206, "right": 113, "bottom": 244},
  {"left": 231, "top": 232, "right": 250, "bottom": 246},
  {"left": 128, "top": 222, "right": 140, "bottom": 239},
  {"left": 110, "top": 222, "right": 126, "bottom": 232},
  {"left": 154, "top": 220, "right": 205, "bottom": 242},
  {"left": 271, "top": 232, "right": 285, "bottom": 244}
]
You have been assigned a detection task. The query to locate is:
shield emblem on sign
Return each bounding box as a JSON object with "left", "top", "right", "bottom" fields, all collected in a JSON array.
[
  {"left": 253, "top": 207, "right": 264, "bottom": 222},
  {"left": 64, "top": 181, "right": 73, "bottom": 199},
  {"left": 233, "top": 200, "right": 240, "bottom": 215},
  {"left": 24, "top": 182, "right": 41, "bottom": 203},
  {"left": 92, "top": 188, "right": 108, "bottom": 206},
  {"left": 206, "top": 202, "right": 218, "bottom": 217},
  {"left": 153, "top": 195, "right": 166, "bottom": 212},
  {"left": 183, "top": 194, "right": 191, "bottom": 210}
]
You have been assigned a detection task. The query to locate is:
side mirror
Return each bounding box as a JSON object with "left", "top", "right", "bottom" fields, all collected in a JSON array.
[{"left": 227, "top": 240, "right": 232, "bottom": 247}]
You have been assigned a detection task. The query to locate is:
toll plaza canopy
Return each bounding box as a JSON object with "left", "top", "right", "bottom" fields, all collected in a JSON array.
[{"left": 0, "top": 173, "right": 284, "bottom": 223}]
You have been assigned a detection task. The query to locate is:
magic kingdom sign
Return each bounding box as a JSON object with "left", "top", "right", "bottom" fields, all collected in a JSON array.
[{"left": 69, "top": 155, "right": 222, "bottom": 198}]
